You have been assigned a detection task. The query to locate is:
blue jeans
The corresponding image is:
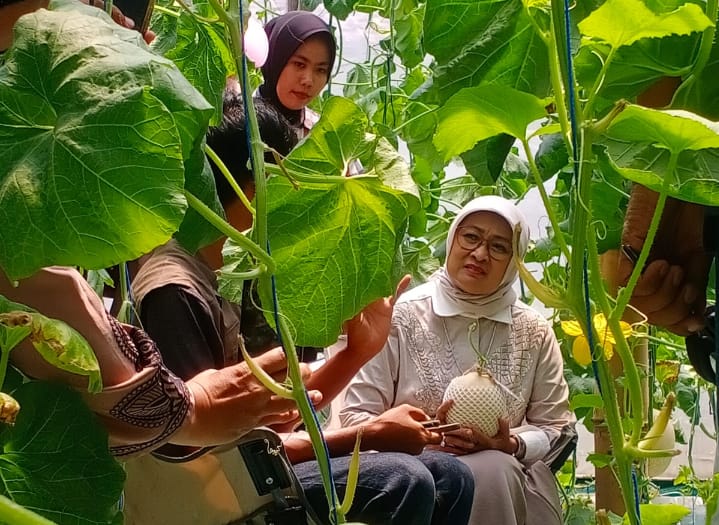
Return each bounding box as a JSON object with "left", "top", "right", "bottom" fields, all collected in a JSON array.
[{"left": 293, "top": 450, "right": 474, "bottom": 525}]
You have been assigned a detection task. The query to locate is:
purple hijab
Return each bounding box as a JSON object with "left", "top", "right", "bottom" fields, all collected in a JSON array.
[{"left": 258, "top": 12, "right": 336, "bottom": 126}]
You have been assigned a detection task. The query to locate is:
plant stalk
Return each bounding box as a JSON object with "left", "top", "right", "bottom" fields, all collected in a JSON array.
[
  {"left": 0, "top": 496, "right": 56, "bottom": 525},
  {"left": 184, "top": 190, "right": 274, "bottom": 272},
  {"left": 207, "top": 1, "right": 345, "bottom": 521},
  {"left": 522, "top": 138, "right": 570, "bottom": 260}
]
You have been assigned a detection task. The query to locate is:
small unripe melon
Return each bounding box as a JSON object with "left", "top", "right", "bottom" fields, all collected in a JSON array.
[
  {"left": 442, "top": 369, "right": 508, "bottom": 436},
  {"left": 645, "top": 409, "right": 676, "bottom": 478}
]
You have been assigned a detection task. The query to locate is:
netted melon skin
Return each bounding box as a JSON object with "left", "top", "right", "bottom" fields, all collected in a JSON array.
[{"left": 442, "top": 372, "right": 508, "bottom": 437}]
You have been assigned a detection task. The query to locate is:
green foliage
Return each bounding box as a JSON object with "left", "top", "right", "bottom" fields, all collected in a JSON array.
[
  {"left": 420, "top": 0, "right": 550, "bottom": 104},
  {"left": 603, "top": 107, "right": 719, "bottom": 205},
  {"left": 0, "top": 296, "right": 101, "bottom": 393},
  {"left": 433, "top": 86, "right": 549, "bottom": 160},
  {"left": 0, "top": 382, "right": 124, "bottom": 525},
  {"left": 0, "top": 2, "right": 214, "bottom": 280},
  {"left": 251, "top": 99, "right": 419, "bottom": 346},
  {"left": 578, "top": 0, "right": 711, "bottom": 50},
  {"left": 621, "top": 503, "right": 690, "bottom": 525},
  {"left": 159, "top": 0, "right": 235, "bottom": 126}
]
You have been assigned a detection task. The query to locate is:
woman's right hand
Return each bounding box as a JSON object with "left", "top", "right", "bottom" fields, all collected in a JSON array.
[{"left": 176, "top": 348, "right": 322, "bottom": 446}]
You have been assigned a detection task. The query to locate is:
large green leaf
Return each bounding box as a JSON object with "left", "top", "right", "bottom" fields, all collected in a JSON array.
[
  {"left": 461, "top": 134, "right": 517, "bottom": 185},
  {"left": 602, "top": 106, "right": 719, "bottom": 205},
  {"left": 433, "top": 85, "right": 548, "bottom": 161},
  {"left": 578, "top": 0, "right": 711, "bottom": 50},
  {"left": 606, "top": 105, "right": 719, "bottom": 153},
  {"left": 0, "top": 4, "right": 213, "bottom": 280},
  {"left": 163, "top": 0, "right": 235, "bottom": 126},
  {"left": 0, "top": 382, "right": 124, "bottom": 525},
  {"left": 283, "top": 97, "right": 372, "bottom": 177},
  {"left": 419, "top": 0, "right": 549, "bottom": 104},
  {"left": 262, "top": 177, "right": 414, "bottom": 347},
  {"left": 0, "top": 295, "right": 102, "bottom": 393},
  {"left": 601, "top": 140, "right": 719, "bottom": 206},
  {"left": 391, "top": 6, "right": 425, "bottom": 69},
  {"left": 574, "top": 35, "right": 699, "bottom": 111},
  {"left": 251, "top": 97, "right": 419, "bottom": 346}
]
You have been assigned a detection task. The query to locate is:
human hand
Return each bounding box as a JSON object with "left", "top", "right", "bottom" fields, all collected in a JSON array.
[
  {"left": 178, "top": 348, "right": 322, "bottom": 446},
  {"left": 440, "top": 418, "right": 517, "bottom": 456},
  {"left": 345, "top": 275, "right": 411, "bottom": 361},
  {"left": 82, "top": 0, "right": 156, "bottom": 43},
  {"left": 604, "top": 184, "right": 710, "bottom": 335},
  {"left": 364, "top": 404, "right": 443, "bottom": 455}
]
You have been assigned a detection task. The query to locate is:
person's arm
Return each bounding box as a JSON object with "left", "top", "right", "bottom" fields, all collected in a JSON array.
[
  {"left": 339, "top": 321, "right": 403, "bottom": 427},
  {"left": 306, "top": 276, "right": 410, "bottom": 409},
  {"left": 0, "top": 267, "right": 319, "bottom": 455},
  {"left": 519, "top": 319, "right": 573, "bottom": 462},
  {"left": 283, "top": 404, "right": 442, "bottom": 464},
  {"left": 137, "top": 281, "right": 320, "bottom": 447},
  {"left": 173, "top": 347, "right": 320, "bottom": 447},
  {"left": 604, "top": 184, "right": 710, "bottom": 335}
]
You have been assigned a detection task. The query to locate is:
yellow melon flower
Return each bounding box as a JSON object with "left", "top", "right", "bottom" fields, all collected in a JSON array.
[{"left": 561, "top": 314, "right": 632, "bottom": 367}]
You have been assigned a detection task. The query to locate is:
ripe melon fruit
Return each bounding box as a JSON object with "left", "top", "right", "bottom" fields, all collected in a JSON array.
[{"left": 442, "top": 367, "right": 508, "bottom": 436}]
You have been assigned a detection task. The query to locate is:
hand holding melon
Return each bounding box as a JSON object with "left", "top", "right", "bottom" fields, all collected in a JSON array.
[{"left": 438, "top": 367, "right": 517, "bottom": 455}]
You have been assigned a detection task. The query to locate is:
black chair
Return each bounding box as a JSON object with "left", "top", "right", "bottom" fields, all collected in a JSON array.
[{"left": 548, "top": 425, "right": 579, "bottom": 473}]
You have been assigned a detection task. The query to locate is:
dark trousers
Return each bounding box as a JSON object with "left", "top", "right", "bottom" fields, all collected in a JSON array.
[{"left": 294, "top": 450, "right": 474, "bottom": 525}]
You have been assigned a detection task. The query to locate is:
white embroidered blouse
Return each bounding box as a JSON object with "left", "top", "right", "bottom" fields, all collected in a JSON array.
[{"left": 339, "top": 279, "right": 574, "bottom": 463}]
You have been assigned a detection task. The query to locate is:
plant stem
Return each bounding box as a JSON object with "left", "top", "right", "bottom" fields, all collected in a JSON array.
[
  {"left": 184, "top": 190, "right": 274, "bottom": 272},
  {"left": 674, "top": 0, "right": 718, "bottom": 98},
  {"left": 275, "top": 311, "right": 344, "bottom": 522},
  {"left": 566, "top": 127, "right": 592, "bottom": 308},
  {"left": 0, "top": 496, "right": 56, "bottom": 525},
  {"left": 611, "top": 154, "right": 676, "bottom": 322},
  {"left": 264, "top": 164, "right": 349, "bottom": 184},
  {"left": 586, "top": 224, "right": 643, "bottom": 445},
  {"left": 521, "top": 138, "right": 570, "bottom": 260},
  {"left": 0, "top": 347, "right": 10, "bottom": 392},
  {"left": 565, "top": 125, "right": 641, "bottom": 524},
  {"left": 208, "top": 2, "right": 345, "bottom": 522},
  {"left": 546, "top": 10, "right": 571, "bottom": 153},
  {"left": 205, "top": 144, "right": 256, "bottom": 218},
  {"left": 153, "top": 4, "right": 180, "bottom": 17},
  {"left": 583, "top": 47, "right": 617, "bottom": 120}
]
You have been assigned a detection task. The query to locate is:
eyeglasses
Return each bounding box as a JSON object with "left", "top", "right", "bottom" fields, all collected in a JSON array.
[{"left": 455, "top": 227, "right": 513, "bottom": 261}]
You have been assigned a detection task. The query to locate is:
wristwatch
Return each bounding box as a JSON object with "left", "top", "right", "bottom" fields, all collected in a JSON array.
[{"left": 511, "top": 434, "right": 526, "bottom": 460}]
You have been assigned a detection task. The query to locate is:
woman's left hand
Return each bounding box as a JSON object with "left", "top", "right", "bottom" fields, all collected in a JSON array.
[{"left": 440, "top": 418, "right": 517, "bottom": 456}]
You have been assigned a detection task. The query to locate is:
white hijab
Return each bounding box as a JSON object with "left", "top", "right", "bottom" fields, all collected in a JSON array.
[{"left": 431, "top": 196, "right": 530, "bottom": 320}]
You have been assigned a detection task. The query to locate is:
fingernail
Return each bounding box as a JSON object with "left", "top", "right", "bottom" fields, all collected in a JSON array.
[
  {"left": 672, "top": 268, "right": 682, "bottom": 286},
  {"left": 658, "top": 263, "right": 669, "bottom": 277}
]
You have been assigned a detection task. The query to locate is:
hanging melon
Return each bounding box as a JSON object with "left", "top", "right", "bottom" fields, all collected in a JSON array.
[{"left": 442, "top": 366, "right": 509, "bottom": 436}]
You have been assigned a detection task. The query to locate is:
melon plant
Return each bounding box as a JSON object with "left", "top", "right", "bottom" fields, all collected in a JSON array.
[
  {"left": 0, "top": 0, "right": 718, "bottom": 522},
  {"left": 0, "top": 0, "right": 418, "bottom": 523},
  {"left": 443, "top": 366, "right": 509, "bottom": 437}
]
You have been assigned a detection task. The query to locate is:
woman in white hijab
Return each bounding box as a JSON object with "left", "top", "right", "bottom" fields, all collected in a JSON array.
[{"left": 340, "top": 196, "right": 574, "bottom": 525}]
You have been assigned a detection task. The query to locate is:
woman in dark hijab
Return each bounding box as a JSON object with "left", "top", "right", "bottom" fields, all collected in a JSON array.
[{"left": 258, "top": 11, "right": 336, "bottom": 136}]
